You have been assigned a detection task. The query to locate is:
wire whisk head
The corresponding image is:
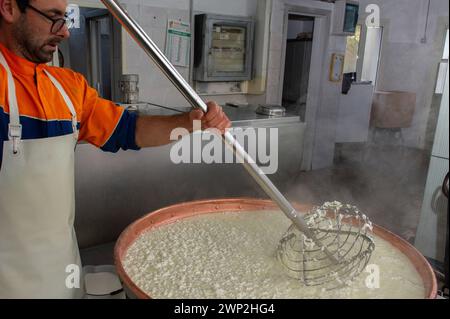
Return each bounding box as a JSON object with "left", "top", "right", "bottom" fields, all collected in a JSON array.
[{"left": 277, "top": 202, "right": 375, "bottom": 290}]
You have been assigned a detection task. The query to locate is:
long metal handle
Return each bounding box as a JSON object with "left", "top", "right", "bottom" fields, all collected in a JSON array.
[{"left": 100, "top": 0, "right": 335, "bottom": 260}]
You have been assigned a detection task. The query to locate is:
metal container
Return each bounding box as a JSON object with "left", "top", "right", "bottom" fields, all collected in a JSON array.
[
  {"left": 114, "top": 198, "right": 438, "bottom": 299},
  {"left": 255, "top": 105, "right": 286, "bottom": 117},
  {"left": 119, "top": 74, "right": 139, "bottom": 104}
]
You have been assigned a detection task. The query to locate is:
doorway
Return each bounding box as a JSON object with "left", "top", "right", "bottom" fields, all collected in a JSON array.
[
  {"left": 278, "top": 4, "right": 331, "bottom": 171},
  {"left": 281, "top": 14, "right": 314, "bottom": 121},
  {"left": 58, "top": 7, "right": 122, "bottom": 101}
]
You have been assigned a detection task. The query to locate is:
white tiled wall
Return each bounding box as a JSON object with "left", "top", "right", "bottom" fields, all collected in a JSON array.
[
  {"left": 70, "top": 0, "right": 450, "bottom": 170},
  {"left": 358, "top": 0, "right": 449, "bottom": 150},
  {"left": 120, "top": 2, "right": 191, "bottom": 108},
  {"left": 70, "top": 0, "right": 355, "bottom": 169},
  {"left": 119, "top": 0, "right": 261, "bottom": 107}
]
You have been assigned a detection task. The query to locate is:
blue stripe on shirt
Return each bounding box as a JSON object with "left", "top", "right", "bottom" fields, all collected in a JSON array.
[
  {"left": 0, "top": 108, "right": 140, "bottom": 171},
  {"left": 0, "top": 110, "right": 78, "bottom": 140},
  {"left": 101, "top": 111, "right": 140, "bottom": 153}
]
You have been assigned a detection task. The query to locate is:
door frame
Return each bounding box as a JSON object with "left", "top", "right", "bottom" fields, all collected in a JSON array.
[
  {"left": 85, "top": 9, "right": 122, "bottom": 101},
  {"left": 278, "top": 2, "right": 332, "bottom": 171},
  {"left": 69, "top": 1, "right": 123, "bottom": 101}
]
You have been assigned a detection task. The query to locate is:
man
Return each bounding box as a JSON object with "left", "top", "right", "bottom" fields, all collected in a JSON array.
[{"left": 0, "top": 0, "right": 231, "bottom": 298}]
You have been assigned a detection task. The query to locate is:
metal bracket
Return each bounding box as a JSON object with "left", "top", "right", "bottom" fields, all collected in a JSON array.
[{"left": 8, "top": 124, "right": 22, "bottom": 155}]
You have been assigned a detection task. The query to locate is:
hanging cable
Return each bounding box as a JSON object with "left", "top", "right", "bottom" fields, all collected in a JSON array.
[
  {"left": 421, "top": 0, "right": 431, "bottom": 43},
  {"left": 146, "top": 101, "right": 186, "bottom": 113}
]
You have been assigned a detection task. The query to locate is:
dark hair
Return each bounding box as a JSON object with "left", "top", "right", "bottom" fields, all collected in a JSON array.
[
  {"left": 0, "top": 0, "right": 28, "bottom": 25},
  {"left": 16, "top": 0, "right": 30, "bottom": 13}
]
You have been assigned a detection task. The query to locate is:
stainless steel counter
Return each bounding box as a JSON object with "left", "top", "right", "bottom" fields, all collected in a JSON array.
[
  {"left": 75, "top": 104, "right": 305, "bottom": 249},
  {"left": 133, "top": 103, "right": 302, "bottom": 126}
]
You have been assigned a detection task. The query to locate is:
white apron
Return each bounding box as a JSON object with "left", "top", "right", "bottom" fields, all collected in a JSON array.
[{"left": 0, "top": 51, "right": 83, "bottom": 298}]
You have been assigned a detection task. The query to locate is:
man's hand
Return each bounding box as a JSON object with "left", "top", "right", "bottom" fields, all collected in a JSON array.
[
  {"left": 189, "top": 101, "right": 231, "bottom": 134},
  {"left": 135, "top": 101, "right": 231, "bottom": 148}
]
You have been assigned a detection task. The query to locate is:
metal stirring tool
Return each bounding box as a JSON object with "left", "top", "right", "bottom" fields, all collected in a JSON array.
[{"left": 100, "top": 0, "right": 374, "bottom": 288}]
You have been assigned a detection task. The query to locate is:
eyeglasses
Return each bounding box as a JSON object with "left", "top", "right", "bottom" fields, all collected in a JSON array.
[{"left": 26, "top": 4, "right": 74, "bottom": 34}]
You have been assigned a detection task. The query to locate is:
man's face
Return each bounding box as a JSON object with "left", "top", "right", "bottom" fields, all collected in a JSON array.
[{"left": 13, "top": 0, "right": 70, "bottom": 63}]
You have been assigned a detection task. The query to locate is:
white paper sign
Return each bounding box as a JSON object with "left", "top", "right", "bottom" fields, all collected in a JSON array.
[
  {"left": 165, "top": 20, "right": 191, "bottom": 68},
  {"left": 67, "top": 4, "right": 80, "bottom": 29}
]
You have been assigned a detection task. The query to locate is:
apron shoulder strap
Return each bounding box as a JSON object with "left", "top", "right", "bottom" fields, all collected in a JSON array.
[
  {"left": 0, "top": 52, "right": 20, "bottom": 124},
  {"left": 0, "top": 51, "right": 22, "bottom": 154},
  {"left": 43, "top": 69, "right": 79, "bottom": 140}
]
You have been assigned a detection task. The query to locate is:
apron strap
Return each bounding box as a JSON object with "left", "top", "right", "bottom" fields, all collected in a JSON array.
[
  {"left": 43, "top": 70, "right": 79, "bottom": 141},
  {"left": 0, "top": 51, "right": 22, "bottom": 155}
]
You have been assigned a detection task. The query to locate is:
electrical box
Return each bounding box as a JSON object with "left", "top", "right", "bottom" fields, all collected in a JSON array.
[
  {"left": 194, "top": 14, "right": 254, "bottom": 82},
  {"left": 332, "top": 0, "right": 360, "bottom": 36}
]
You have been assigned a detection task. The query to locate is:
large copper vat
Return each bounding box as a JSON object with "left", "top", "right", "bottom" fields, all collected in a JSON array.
[{"left": 114, "top": 198, "right": 437, "bottom": 299}]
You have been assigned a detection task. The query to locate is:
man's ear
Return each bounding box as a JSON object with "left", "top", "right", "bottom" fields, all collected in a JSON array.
[{"left": 0, "top": 0, "right": 20, "bottom": 24}]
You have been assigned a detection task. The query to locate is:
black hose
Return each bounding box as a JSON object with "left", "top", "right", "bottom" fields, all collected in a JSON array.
[
  {"left": 442, "top": 173, "right": 449, "bottom": 199},
  {"left": 443, "top": 173, "right": 449, "bottom": 292}
]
